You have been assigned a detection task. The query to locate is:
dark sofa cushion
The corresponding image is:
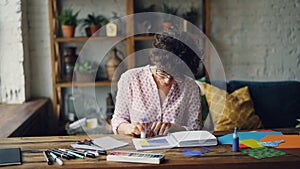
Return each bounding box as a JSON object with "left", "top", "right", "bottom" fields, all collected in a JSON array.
[{"left": 228, "top": 81, "right": 300, "bottom": 128}]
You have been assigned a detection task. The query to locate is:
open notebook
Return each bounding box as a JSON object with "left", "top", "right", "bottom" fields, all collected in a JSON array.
[{"left": 132, "top": 130, "right": 217, "bottom": 150}]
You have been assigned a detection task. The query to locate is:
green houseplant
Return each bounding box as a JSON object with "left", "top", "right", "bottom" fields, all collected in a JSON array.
[
  {"left": 161, "top": 3, "right": 179, "bottom": 31},
  {"left": 74, "top": 60, "right": 98, "bottom": 82},
  {"left": 57, "top": 8, "right": 80, "bottom": 38},
  {"left": 83, "top": 13, "right": 109, "bottom": 36}
]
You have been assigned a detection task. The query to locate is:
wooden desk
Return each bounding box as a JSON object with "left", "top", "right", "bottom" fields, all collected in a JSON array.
[
  {"left": 0, "top": 98, "right": 50, "bottom": 137},
  {"left": 0, "top": 132, "right": 299, "bottom": 169}
]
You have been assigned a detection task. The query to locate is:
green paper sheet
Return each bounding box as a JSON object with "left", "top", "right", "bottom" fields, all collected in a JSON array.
[{"left": 241, "top": 147, "right": 286, "bottom": 159}]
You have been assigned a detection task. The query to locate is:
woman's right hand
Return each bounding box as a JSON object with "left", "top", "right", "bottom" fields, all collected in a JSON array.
[{"left": 117, "top": 121, "right": 144, "bottom": 137}]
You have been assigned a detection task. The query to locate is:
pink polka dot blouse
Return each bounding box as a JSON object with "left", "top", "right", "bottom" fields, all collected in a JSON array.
[{"left": 111, "top": 65, "right": 202, "bottom": 134}]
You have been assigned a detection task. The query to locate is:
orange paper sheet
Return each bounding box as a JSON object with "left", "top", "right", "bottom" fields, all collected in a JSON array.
[{"left": 261, "top": 135, "right": 300, "bottom": 148}]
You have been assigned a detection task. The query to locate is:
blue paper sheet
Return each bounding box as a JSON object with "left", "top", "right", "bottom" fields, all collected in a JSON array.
[
  {"left": 181, "top": 148, "right": 204, "bottom": 157},
  {"left": 217, "top": 131, "right": 283, "bottom": 144}
]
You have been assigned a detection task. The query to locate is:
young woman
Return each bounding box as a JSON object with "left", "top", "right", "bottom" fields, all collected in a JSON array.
[{"left": 111, "top": 28, "right": 203, "bottom": 137}]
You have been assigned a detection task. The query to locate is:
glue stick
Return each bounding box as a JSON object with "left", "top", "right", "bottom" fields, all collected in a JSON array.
[
  {"left": 140, "top": 117, "right": 147, "bottom": 139},
  {"left": 232, "top": 127, "right": 239, "bottom": 152}
]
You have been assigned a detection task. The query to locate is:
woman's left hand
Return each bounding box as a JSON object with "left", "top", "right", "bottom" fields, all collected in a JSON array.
[{"left": 150, "top": 122, "right": 172, "bottom": 136}]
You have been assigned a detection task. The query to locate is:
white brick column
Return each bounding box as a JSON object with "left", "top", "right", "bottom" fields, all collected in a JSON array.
[{"left": 0, "top": 0, "right": 30, "bottom": 103}]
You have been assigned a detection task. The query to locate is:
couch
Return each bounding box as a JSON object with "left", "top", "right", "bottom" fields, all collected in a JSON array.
[
  {"left": 199, "top": 80, "right": 300, "bottom": 131},
  {"left": 226, "top": 80, "right": 300, "bottom": 129}
]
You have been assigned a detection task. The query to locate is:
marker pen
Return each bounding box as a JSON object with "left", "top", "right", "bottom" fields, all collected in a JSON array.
[
  {"left": 48, "top": 149, "right": 72, "bottom": 160},
  {"left": 232, "top": 127, "right": 239, "bottom": 152},
  {"left": 49, "top": 152, "right": 63, "bottom": 166},
  {"left": 43, "top": 151, "right": 53, "bottom": 165},
  {"left": 74, "top": 148, "right": 99, "bottom": 156},
  {"left": 69, "top": 149, "right": 96, "bottom": 158},
  {"left": 59, "top": 149, "right": 85, "bottom": 159},
  {"left": 53, "top": 149, "right": 76, "bottom": 159},
  {"left": 95, "top": 150, "right": 107, "bottom": 156},
  {"left": 73, "top": 148, "right": 106, "bottom": 156},
  {"left": 140, "top": 117, "right": 147, "bottom": 139}
]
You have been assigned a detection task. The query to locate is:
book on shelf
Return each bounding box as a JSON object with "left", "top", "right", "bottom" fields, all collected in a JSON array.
[
  {"left": 0, "top": 148, "right": 22, "bottom": 166},
  {"left": 106, "top": 151, "right": 165, "bottom": 164},
  {"left": 132, "top": 130, "right": 217, "bottom": 150}
]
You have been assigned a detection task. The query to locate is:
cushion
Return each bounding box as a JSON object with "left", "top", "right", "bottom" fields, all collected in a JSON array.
[
  {"left": 203, "top": 83, "right": 264, "bottom": 131},
  {"left": 228, "top": 81, "right": 300, "bottom": 128},
  {"left": 195, "top": 80, "right": 213, "bottom": 130}
]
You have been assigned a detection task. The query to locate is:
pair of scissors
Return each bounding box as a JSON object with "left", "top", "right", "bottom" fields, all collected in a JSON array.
[
  {"left": 77, "top": 138, "right": 104, "bottom": 150},
  {"left": 77, "top": 139, "right": 93, "bottom": 146}
]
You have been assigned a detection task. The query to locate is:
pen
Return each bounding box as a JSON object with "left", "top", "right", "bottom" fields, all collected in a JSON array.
[
  {"left": 43, "top": 151, "right": 53, "bottom": 165},
  {"left": 69, "top": 149, "right": 96, "bottom": 158},
  {"left": 59, "top": 149, "right": 85, "bottom": 159},
  {"left": 48, "top": 149, "right": 72, "bottom": 160},
  {"left": 73, "top": 148, "right": 99, "bottom": 156},
  {"left": 141, "top": 117, "right": 147, "bottom": 139},
  {"left": 53, "top": 149, "right": 76, "bottom": 159},
  {"left": 49, "top": 152, "right": 63, "bottom": 166},
  {"left": 73, "top": 148, "right": 107, "bottom": 155}
]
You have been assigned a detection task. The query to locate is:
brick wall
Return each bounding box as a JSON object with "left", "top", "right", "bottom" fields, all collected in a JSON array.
[
  {"left": 0, "top": 0, "right": 29, "bottom": 103},
  {"left": 1, "top": 0, "right": 299, "bottom": 103},
  {"left": 211, "top": 0, "right": 300, "bottom": 81}
]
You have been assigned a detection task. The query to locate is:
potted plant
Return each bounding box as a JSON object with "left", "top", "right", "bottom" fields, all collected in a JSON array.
[
  {"left": 161, "top": 3, "right": 179, "bottom": 31},
  {"left": 57, "top": 8, "right": 80, "bottom": 38},
  {"left": 74, "top": 60, "right": 98, "bottom": 82},
  {"left": 83, "top": 13, "right": 109, "bottom": 37}
]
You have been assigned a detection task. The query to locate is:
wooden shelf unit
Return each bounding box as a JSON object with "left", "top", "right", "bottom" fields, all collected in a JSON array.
[{"left": 48, "top": 0, "right": 211, "bottom": 133}]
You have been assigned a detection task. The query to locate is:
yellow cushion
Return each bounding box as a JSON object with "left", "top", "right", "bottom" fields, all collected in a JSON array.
[{"left": 202, "top": 83, "right": 264, "bottom": 131}]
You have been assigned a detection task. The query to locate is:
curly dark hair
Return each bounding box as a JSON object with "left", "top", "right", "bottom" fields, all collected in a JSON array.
[{"left": 151, "top": 28, "right": 202, "bottom": 78}]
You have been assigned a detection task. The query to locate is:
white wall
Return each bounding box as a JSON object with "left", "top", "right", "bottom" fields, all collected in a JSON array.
[
  {"left": 27, "top": 0, "right": 52, "bottom": 99},
  {"left": 1, "top": 0, "right": 299, "bottom": 103},
  {"left": 211, "top": 0, "right": 300, "bottom": 81},
  {"left": 0, "top": 0, "right": 29, "bottom": 103}
]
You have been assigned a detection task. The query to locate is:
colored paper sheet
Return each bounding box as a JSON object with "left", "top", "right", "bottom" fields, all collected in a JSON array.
[
  {"left": 253, "top": 129, "right": 275, "bottom": 132},
  {"left": 240, "top": 139, "right": 263, "bottom": 148},
  {"left": 259, "top": 140, "right": 284, "bottom": 147},
  {"left": 260, "top": 135, "right": 300, "bottom": 148},
  {"left": 239, "top": 144, "right": 250, "bottom": 149},
  {"left": 241, "top": 147, "right": 286, "bottom": 159},
  {"left": 218, "top": 131, "right": 283, "bottom": 144},
  {"left": 139, "top": 140, "right": 149, "bottom": 146},
  {"left": 181, "top": 148, "right": 204, "bottom": 157}
]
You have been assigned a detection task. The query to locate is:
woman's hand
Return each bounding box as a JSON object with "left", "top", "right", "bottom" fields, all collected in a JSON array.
[
  {"left": 150, "top": 122, "right": 186, "bottom": 136},
  {"left": 150, "top": 122, "right": 172, "bottom": 136},
  {"left": 117, "top": 121, "right": 145, "bottom": 136}
]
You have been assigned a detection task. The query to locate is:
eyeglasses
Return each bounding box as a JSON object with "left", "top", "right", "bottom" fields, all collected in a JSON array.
[{"left": 156, "top": 69, "right": 183, "bottom": 83}]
